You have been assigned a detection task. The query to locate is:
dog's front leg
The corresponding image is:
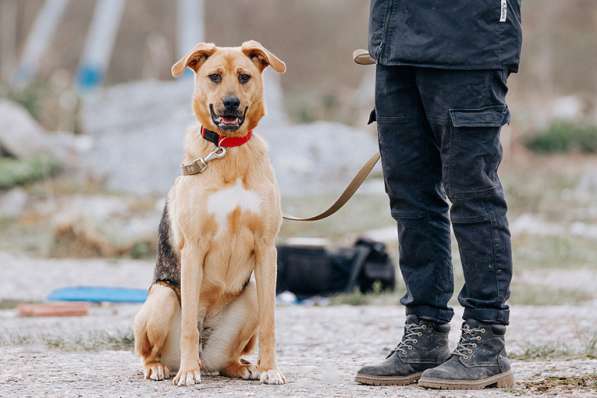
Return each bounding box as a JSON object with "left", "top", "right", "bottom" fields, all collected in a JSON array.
[
  {"left": 255, "top": 242, "right": 286, "bottom": 385},
  {"left": 173, "top": 244, "right": 204, "bottom": 386}
]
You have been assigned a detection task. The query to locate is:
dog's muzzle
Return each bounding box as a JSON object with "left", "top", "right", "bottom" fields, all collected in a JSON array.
[{"left": 209, "top": 104, "right": 248, "bottom": 131}]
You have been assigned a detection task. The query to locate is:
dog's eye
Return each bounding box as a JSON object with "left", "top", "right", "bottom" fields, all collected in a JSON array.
[
  {"left": 208, "top": 73, "right": 222, "bottom": 83},
  {"left": 238, "top": 73, "right": 251, "bottom": 84}
]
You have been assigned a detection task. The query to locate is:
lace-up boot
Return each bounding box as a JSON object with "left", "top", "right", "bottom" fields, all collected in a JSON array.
[
  {"left": 355, "top": 315, "right": 450, "bottom": 385},
  {"left": 419, "top": 319, "right": 513, "bottom": 389}
]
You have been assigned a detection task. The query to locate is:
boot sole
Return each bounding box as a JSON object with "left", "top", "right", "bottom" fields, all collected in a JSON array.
[
  {"left": 418, "top": 370, "right": 514, "bottom": 390},
  {"left": 355, "top": 372, "right": 422, "bottom": 386}
]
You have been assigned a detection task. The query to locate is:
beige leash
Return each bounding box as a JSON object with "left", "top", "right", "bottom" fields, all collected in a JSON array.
[
  {"left": 281, "top": 49, "right": 378, "bottom": 222},
  {"left": 282, "top": 152, "right": 380, "bottom": 221}
]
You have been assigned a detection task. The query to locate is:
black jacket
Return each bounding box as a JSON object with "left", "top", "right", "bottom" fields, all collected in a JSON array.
[{"left": 369, "top": 0, "right": 522, "bottom": 72}]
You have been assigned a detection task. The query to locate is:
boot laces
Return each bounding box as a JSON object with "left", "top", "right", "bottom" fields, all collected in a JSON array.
[
  {"left": 388, "top": 323, "right": 426, "bottom": 358},
  {"left": 453, "top": 325, "right": 486, "bottom": 359}
]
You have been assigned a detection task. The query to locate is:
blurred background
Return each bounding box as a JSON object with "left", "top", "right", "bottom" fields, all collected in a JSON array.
[
  {"left": 0, "top": 0, "right": 596, "bottom": 332},
  {"left": 1, "top": 2, "right": 597, "bottom": 395}
]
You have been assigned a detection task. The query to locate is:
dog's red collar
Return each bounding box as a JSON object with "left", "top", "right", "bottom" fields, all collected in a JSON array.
[{"left": 201, "top": 126, "right": 253, "bottom": 148}]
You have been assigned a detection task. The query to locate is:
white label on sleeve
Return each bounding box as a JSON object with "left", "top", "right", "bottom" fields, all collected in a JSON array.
[{"left": 500, "top": 0, "right": 508, "bottom": 22}]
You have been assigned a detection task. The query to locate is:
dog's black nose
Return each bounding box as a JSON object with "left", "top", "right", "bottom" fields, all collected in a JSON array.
[{"left": 223, "top": 96, "right": 240, "bottom": 110}]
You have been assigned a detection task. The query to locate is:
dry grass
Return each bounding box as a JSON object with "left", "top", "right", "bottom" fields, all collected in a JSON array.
[
  {"left": 45, "top": 332, "right": 134, "bottom": 352},
  {"left": 512, "top": 336, "right": 597, "bottom": 361},
  {"left": 518, "top": 375, "right": 597, "bottom": 395}
]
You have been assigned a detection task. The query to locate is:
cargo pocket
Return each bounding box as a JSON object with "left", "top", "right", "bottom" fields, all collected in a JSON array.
[
  {"left": 449, "top": 105, "right": 510, "bottom": 128},
  {"left": 444, "top": 105, "right": 510, "bottom": 197}
]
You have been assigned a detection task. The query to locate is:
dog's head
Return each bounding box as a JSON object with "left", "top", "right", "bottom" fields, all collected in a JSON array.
[{"left": 171, "top": 41, "right": 286, "bottom": 134}]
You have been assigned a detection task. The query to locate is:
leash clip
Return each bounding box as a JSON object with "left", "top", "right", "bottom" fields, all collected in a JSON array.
[
  {"left": 181, "top": 146, "right": 227, "bottom": 175},
  {"left": 204, "top": 146, "right": 227, "bottom": 162}
]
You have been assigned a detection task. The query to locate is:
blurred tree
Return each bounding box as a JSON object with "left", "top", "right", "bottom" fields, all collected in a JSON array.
[{"left": 1, "top": 0, "right": 596, "bottom": 126}]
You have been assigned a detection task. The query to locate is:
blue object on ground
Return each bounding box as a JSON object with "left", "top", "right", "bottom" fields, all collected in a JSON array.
[
  {"left": 48, "top": 286, "right": 147, "bottom": 303},
  {"left": 76, "top": 66, "right": 104, "bottom": 91}
]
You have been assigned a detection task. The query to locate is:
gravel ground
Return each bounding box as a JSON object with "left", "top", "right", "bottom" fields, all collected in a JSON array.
[
  {"left": 1, "top": 252, "right": 152, "bottom": 301},
  {"left": 1, "top": 305, "right": 596, "bottom": 397},
  {"left": 3, "top": 251, "right": 597, "bottom": 303},
  {"left": 1, "top": 251, "right": 596, "bottom": 396}
]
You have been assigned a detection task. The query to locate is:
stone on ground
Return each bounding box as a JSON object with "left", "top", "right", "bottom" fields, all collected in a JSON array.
[
  {"left": 0, "top": 99, "right": 50, "bottom": 159},
  {"left": 80, "top": 74, "right": 377, "bottom": 196},
  {"left": 0, "top": 188, "right": 28, "bottom": 219},
  {"left": 0, "top": 100, "right": 83, "bottom": 166}
]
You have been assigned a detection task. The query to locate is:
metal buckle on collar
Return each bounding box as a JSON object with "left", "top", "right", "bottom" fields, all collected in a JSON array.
[{"left": 181, "top": 146, "right": 227, "bottom": 175}]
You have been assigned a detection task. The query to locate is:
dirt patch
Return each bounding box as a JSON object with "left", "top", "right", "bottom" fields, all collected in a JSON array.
[
  {"left": 521, "top": 375, "right": 597, "bottom": 395},
  {"left": 2, "top": 305, "right": 597, "bottom": 397}
]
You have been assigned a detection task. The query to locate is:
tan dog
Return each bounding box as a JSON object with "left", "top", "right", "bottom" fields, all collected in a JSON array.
[{"left": 133, "top": 41, "right": 287, "bottom": 386}]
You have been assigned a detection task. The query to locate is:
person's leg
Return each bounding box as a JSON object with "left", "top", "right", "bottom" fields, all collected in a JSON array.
[
  {"left": 376, "top": 64, "right": 454, "bottom": 324},
  {"left": 355, "top": 64, "right": 453, "bottom": 386},
  {"left": 416, "top": 68, "right": 512, "bottom": 326},
  {"left": 415, "top": 68, "right": 513, "bottom": 389}
]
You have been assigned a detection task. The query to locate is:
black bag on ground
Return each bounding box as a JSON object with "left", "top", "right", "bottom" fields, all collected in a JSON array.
[{"left": 276, "top": 237, "right": 396, "bottom": 297}]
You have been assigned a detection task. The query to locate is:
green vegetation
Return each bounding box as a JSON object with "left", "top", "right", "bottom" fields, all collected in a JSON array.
[
  {"left": 45, "top": 332, "right": 134, "bottom": 352},
  {"left": 0, "top": 156, "right": 61, "bottom": 189},
  {"left": 512, "top": 335, "right": 597, "bottom": 361},
  {"left": 525, "top": 120, "right": 597, "bottom": 154},
  {"left": 329, "top": 289, "right": 371, "bottom": 306},
  {"left": 512, "top": 235, "right": 597, "bottom": 270},
  {"left": 280, "top": 191, "right": 390, "bottom": 241},
  {"left": 0, "top": 81, "right": 81, "bottom": 132},
  {"left": 130, "top": 242, "right": 153, "bottom": 259},
  {"left": 0, "top": 82, "right": 48, "bottom": 122},
  {"left": 1, "top": 330, "right": 135, "bottom": 352},
  {"left": 509, "top": 283, "right": 593, "bottom": 305},
  {"left": 0, "top": 329, "right": 134, "bottom": 351},
  {"left": 329, "top": 282, "right": 400, "bottom": 306},
  {"left": 0, "top": 299, "right": 39, "bottom": 310}
]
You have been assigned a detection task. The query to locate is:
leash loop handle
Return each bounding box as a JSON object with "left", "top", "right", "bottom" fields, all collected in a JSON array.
[{"left": 283, "top": 152, "right": 380, "bottom": 222}]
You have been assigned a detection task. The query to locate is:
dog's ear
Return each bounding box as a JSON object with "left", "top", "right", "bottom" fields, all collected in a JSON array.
[
  {"left": 171, "top": 42, "right": 217, "bottom": 78},
  {"left": 241, "top": 40, "right": 286, "bottom": 74}
]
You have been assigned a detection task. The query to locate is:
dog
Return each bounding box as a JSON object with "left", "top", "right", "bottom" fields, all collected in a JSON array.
[{"left": 133, "top": 41, "right": 287, "bottom": 386}]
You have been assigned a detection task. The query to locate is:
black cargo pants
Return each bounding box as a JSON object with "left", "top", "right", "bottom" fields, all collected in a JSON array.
[{"left": 375, "top": 65, "right": 512, "bottom": 325}]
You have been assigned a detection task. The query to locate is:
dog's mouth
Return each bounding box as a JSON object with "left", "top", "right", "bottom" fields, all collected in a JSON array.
[{"left": 209, "top": 104, "right": 248, "bottom": 131}]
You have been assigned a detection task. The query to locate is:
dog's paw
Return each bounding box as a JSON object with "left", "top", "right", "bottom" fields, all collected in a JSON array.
[
  {"left": 143, "top": 362, "right": 170, "bottom": 381},
  {"left": 259, "top": 368, "right": 287, "bottom": 385},
  {"left": 220, "top": 361, "right": 261, "bottom": 380},
  {"left": 241, "top": 364, "right": 261, "bottom": 380},
  {"left": 173, "top": 367, "right": 202, "bottom": 386}
]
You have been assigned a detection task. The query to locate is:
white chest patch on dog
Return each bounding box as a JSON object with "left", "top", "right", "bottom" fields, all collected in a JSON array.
[{"left": 207, "top": 179, "right": 261, "bottom": 234}]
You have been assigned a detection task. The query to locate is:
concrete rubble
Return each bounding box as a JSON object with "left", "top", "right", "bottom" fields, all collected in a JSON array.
[
  {"left": 0, "top": 99, "right": 51, "bottom": 159},
  {"left": 0, "top": 188, "right": 28, "bottom": 219},
  {"left": 0, "top": 99, "right": 85, "bottom": 166},
  {"left": 46, "top": 195, "right": 161, "bottom": 258},
  {"left": 80, "top": 73, "right": 378, "bottom": 196}
]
